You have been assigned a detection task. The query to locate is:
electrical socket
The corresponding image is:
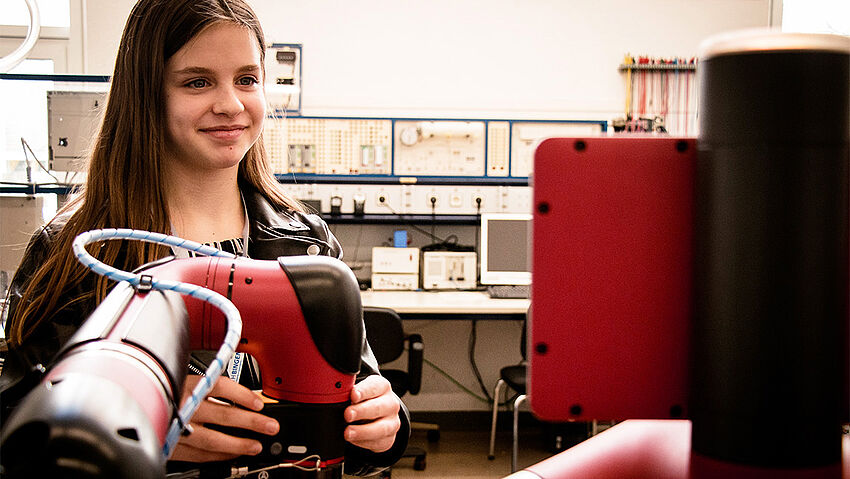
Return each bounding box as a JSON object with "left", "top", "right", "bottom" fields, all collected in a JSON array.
[
  {"left": 376, "top": 191, "right": 388, "bottom": 207},
  {"left": 472, "top": 193, "right": 484, "bottom": 209}
]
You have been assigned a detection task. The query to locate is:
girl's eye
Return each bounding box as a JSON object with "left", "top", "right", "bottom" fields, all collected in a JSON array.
[
  {"left": 187, "top": 79, "right": 207, "bottom": 89},
  {"left": 237, "top": 76, "right": 259, "bottom": 86}
]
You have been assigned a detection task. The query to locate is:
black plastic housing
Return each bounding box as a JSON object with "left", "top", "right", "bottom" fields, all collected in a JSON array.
[{"left": 692, "top": 45, "right": 850, "bottom": 468}]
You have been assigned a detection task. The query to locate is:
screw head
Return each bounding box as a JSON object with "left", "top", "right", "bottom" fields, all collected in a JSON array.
[
  {"left": 574, "top": 140, "right": 587, "bottom": 152},
  {"left": 570, "top": 404, "right": 583, "bottom": 416},
  {"left": 535, "top": 342, "right": 548, "bottom": 355},
  {"left": 537, "top": 202, "right": 550, "bottom": 214}
]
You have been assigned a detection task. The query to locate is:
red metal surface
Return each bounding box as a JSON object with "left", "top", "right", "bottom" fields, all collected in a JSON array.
[
  {"left": 530, "top": 137, "right": 695, "bottom": 421},
  {"left": 151, "top": 257, "right": 354, "bottom": 404}
]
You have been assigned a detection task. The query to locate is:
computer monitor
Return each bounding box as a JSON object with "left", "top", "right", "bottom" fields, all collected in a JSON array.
[{"left": 479, "top": 213, "right": 532, "bottom": 286}]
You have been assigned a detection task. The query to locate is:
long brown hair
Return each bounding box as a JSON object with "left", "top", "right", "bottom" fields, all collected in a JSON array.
[{"left": 6, "top": 0, "right": 301, "bottom": 346}]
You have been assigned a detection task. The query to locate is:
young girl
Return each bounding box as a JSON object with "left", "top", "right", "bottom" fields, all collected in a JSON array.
[{"left": 0, "top": 0, "right": 408, "bottom": 473}]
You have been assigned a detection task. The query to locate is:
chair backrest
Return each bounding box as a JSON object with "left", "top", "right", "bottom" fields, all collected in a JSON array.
[
  {"left": 362, "top": 306, "right": 424, "bottom": 396},
  {"left": 362, "top": 307, "right": 405, "bottom": 365}
]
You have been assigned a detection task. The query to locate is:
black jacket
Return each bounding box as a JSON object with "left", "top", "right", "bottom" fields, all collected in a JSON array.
[{"left": 0, "top": 184, "right": 410, "bottom": 475}]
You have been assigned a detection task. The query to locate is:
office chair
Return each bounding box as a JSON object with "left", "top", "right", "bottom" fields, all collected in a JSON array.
[
  {"left": 487, "top": 315, "right": 527, "bottom": 473},
  {"left": 362, "top": 306, "right": 429, "bottom": 473}
]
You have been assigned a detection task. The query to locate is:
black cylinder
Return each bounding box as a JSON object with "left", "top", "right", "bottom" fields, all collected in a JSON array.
[{"left": 692, "top": 31, "right": 850, "bottom": 468}]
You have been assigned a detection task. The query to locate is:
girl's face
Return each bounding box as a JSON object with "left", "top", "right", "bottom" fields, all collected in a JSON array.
[{"left": 163, "top": 22, "right": 265, "bottom": 174}]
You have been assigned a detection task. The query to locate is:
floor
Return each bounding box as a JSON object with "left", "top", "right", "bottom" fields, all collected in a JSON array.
[{"left": 381, "top": 427, "right": 579, "bottom": 479}]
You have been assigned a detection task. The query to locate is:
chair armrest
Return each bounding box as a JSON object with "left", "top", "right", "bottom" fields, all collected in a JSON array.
[{"left": 406, "top": 334, "right": 424, "bottom": 395}]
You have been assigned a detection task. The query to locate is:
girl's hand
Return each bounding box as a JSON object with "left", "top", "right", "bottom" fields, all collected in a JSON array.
[
  {"left": 343, "top": 375, "right": 401, "bottom": 453},
  {"left": 170, "top": 376, "right": 280, "bottom": 462}
]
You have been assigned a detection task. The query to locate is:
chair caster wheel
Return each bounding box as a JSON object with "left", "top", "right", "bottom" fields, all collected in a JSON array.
[
  {"left": 427, "top": 430, "right": 440, "bottom": 442},
  {"left": 414, "top": 456, "right": 426, "bottom": 471},
  {"left": 487, "top": 454, "right": 495, "bottom": 460}
]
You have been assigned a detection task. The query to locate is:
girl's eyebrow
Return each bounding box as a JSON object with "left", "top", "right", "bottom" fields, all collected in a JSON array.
[{"left": 172, "top": 64, "right": 261, "bottom": 76}]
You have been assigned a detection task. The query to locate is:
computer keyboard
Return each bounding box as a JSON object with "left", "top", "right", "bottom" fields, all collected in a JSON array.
[{"left": 486, "top": 284, "right": 531, "bottom": 299}]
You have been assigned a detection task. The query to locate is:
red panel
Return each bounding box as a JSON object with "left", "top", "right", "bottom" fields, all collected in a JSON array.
[
  {"left": 530, "top": 137, "right": 694, "bottom": 421},
  {"left": 151, "top": 257, "right": 354, "bottom": 404}
]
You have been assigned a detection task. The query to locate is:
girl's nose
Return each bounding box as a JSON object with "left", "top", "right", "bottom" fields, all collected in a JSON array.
[{"left": 211, "top": 86, "right": 245, "bottom": 116}]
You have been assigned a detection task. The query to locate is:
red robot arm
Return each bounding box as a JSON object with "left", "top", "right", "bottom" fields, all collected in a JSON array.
[{"left": 0, "top": 255, "right": 363, "bottom": 478}]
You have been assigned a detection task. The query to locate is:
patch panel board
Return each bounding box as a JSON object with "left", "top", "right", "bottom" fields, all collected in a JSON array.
[
  {"left": 266, "top": 117, "right": 605, "bottom": 180},
  {"left": 264, "top": 117, "right": 393, "bottom": 175},
  {"left": 486, "top": 121, "right": 510, "bottom": 177}
]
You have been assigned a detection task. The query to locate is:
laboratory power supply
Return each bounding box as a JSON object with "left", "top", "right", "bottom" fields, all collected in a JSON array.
[
  {"left": 421, "top": 251, "right": 477, "bottom": 290},
  {"left": 371, "top": 247, "right": 419, "bottom": 290}
]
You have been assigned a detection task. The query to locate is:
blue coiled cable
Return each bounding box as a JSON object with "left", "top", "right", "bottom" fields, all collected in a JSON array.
[{"left": 72, "top": 228, "right": 243, "bottom": 458}]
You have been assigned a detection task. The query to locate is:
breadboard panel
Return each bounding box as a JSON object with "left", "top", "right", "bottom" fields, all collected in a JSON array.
[
  {"left": 263, "top": 119, "right": 289, "bottom": 174},
  {"left": 487, "top": 121, "right": 510, "bottom": 177},
  {"left": 510, "top": 122, "right": 604, "bottom": 177},
  {"left": 264, "top": 118, "right": 392, "bottom": 175},
  {"left": 394, "top": 120, "right": 486, "bottom": 176}
]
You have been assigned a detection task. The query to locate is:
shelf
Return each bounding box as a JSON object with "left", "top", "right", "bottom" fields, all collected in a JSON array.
[
  {"left": 323, "top": 214, "right": 480, "bottom": 225},
  {"left": 0, "top": 73, "right": 111, "bottom": 82},
  {"left": 0, "top": 183, "right": 77, "bottom": 195},
  {"left": 276, "top": 174, "right": 529, "bottom": 186},
  {"left": 618, "top": 64, "right": 697, "bottom": 72},
  {"left": 2, "top": 174, "right": 531, "bottom": 196}
]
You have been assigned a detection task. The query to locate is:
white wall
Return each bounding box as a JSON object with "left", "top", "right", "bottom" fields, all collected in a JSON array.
[{"left": 83, "top": 0, "right": 770, "bottom": 121}]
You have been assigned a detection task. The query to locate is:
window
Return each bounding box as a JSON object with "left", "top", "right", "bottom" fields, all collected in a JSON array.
[
  {"left": 2, "top": 0, "right": 70, "bottom": 28},
  {"left": 0, "top": 59, "right": 56, "bottom": 182},
  {"left": 782, "top": 0, "right": 850, "bottom": 36}
]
